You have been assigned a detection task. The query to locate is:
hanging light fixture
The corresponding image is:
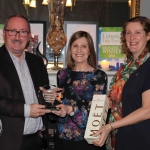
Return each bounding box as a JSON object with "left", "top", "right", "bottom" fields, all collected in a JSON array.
[
  {"left": 42, "top": 0, "right": 48, "bottom": 5},
  {"left": 73, "top": 0, "right": 76, "bottom": 6},
  {"left": 128, "top": 0, "right": 131, "bottom": 7},
  {"left": 23, "top": 0, "right": 76, "bottom": 16},
  {"left": 23, "top": 0, "right": 30, "bottom": 16},
  {"left": 66, "top": 0, "right": 72, "bottom": 6},
  {"left": 29, "top": 0, "right": 36, "bottom": 8},
  {"left": 24, "top": 0, "right": 30, "bottom": 5}
]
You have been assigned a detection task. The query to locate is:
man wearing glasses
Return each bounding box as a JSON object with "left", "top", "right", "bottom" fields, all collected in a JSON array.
[{"left": 0, "top": 14, "right": 51, "bottom": 150}]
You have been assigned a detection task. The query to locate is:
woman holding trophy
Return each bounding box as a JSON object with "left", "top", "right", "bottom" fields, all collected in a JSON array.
[{"left": 50, "top": 31, "right": 107, "bottom": 150}]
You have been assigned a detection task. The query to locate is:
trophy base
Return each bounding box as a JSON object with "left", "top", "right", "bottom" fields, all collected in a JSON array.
[
  {"left": 45, "top": 105, "right": 61, "bottom": 111},
  {"left": 49, "top": 66, "right": 62, "bottom": 70}
]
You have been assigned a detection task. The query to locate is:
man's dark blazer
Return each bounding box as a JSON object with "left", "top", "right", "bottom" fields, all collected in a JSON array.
[{"left": 0, "top": 44, "right": 49, "bottom": 150}]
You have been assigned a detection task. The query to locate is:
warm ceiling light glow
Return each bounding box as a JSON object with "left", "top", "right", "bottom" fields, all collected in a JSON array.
[
  {"left": 128, "top": 0, "right": 131, "bottom": 7},
  {"left": 66, "top": 0, "right": 72, "bottom": 7},
  {"left": 42, "top": 0, "right": 48, "bottom": 5},
  {"left": 24, "top": 0, "right": 30, "bottom": 5},
  {"left": 29, "top": 0, "right": 36, "bottom": 8}
]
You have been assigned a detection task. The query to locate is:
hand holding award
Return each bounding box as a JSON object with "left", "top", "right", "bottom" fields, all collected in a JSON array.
[{"left": 38, "top": 85, "right": 63, "bottom": 111}]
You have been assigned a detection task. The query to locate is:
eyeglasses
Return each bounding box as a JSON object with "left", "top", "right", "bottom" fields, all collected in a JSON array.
[{"left": 5, "top": 29, "right": 30, "bottom": 37}]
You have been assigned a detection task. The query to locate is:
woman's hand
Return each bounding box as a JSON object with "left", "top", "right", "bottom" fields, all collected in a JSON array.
[
  {"left": 51, "top": 104, "right": 72, "bottom": 117},
  {"left": 93, "top": 123, "right": 112, "bottom": 147}
]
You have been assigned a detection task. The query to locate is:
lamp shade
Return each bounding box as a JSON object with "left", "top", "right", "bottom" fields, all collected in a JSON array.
[
  {"left": 24, "top": 0, "right": 30, "bottom": 5},
  {"left": 128, "top": 0, "right": 131, "bottom": 7},
  {"left": 42, "top": 0, "right": 48, "bottom": 5},
  {"left": 29, "top": 0, "right": 36, "bottom": 7},
  {"left": 66, "top": 0, "right": 72, "bottom": 6}
]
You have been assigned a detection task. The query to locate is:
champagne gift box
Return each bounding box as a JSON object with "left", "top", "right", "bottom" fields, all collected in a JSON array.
[{"left": 84, "top": 94, "right": 109, "bottom": 144}]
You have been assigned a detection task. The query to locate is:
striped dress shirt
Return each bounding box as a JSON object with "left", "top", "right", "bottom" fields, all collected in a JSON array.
[{"left": 9, "top": 51, "right": 43, "bottom": 135}]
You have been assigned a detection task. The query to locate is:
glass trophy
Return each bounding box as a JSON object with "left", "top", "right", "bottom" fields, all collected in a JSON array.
[{"left": 38, "top": 84, "right": 62, "bottom": 111}]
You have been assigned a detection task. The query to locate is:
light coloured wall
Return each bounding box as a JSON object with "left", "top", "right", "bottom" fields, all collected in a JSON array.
[{"left": 140, "top": 0, "right": 150, "bottom": 18}]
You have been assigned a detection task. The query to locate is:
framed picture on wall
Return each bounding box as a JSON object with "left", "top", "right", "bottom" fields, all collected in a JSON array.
[
  {"left": 0, "top": 24, "right": 4, "bottom": 47},
  {"left": 63, "top": 21, "right": 99, "bottom": 67},
  {"left": 28, "top": 21, "right": 46, "bottom": 55},
  {"left": 98, "top": 27, "right": 124, "bottom": 70}
]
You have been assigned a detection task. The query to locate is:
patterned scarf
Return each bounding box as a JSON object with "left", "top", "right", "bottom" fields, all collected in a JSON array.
[{"left": 106, "top": 50, "right": 150, "bottom": 150}]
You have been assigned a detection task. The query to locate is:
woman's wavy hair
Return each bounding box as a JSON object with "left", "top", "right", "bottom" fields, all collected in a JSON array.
[
  {"left": 66, "top": 31, "right": 97, "bottom": 69},
  {"left": 121, "top": 16, "right": 150, "bottom": 58}
]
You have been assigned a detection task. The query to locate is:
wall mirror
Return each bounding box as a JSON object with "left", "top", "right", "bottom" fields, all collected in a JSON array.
[
  {"left": 0, "top": 0, "right": 141, "bottom": 69},
  {"left": 46, "top": 0, "right": 141, "bottom": 68},
  {"left": 0, "top": 0, "right": 141, "bottom": 68},
  {"left": 131, "top": 0, "right": 140, "bottom": 17},
  {"left": 0, "top": 0, "right": 141, "bottom": 67}
]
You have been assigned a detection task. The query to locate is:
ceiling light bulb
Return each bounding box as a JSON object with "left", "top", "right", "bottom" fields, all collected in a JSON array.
[
  {"left": 128, "top": 0, "right": 131, "bottom": 7},
  {"left": 24, "top": 0, "right": 30, "bottom": 5},
  {"left": 66, "top": 0, "right": 72, "bottom": 7},
  {"left": 42, "top": 0, "right": 48, "bottom": 5},
  {"left": 29, "top": 0, "right": 36, "bottom": 8}
]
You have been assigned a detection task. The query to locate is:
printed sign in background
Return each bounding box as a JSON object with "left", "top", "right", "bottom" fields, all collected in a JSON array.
[
  {"left": 98, "top": 27, "right": 125, "bottom": 70},
  {"left": 0, "top": 24, "right": 4, "bottom": 47}
]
